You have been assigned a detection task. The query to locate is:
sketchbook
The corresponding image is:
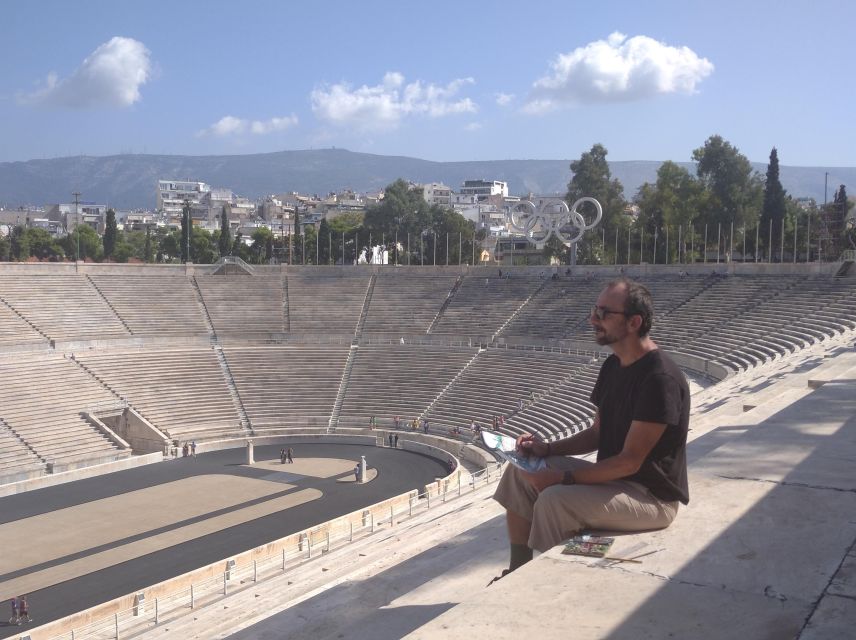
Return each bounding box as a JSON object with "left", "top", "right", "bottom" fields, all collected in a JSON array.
[{"left": 480, "top": 430, "right": 547, "bottom": 473}]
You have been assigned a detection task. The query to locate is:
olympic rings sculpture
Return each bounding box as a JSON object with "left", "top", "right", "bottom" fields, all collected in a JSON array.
[{"left": 507, "top": 196, "right": 603, "bottom": 248}]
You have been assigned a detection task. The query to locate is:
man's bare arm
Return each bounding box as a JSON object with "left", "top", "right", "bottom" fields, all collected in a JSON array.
[
  {"left": 522, "top": 419, "right": 666, "bottom": 492},
  {"left": 517, "top": 413, "right": 600, "bottom": 458},
  {"left": 552, "top": 413, "right": 600, "bottom": 457}
]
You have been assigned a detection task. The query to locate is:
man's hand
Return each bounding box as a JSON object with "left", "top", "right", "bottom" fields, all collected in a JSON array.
[
  {"left": 516, "top": 433, "right": 549, "bottom": 457},
  {"left": 521, "top": 468, "right": 563, "bottom": 492}
]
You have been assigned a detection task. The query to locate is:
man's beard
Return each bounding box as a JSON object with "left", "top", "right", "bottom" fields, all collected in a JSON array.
[{"left": 594, "top": 328, "right": 618, "bottom": 346}]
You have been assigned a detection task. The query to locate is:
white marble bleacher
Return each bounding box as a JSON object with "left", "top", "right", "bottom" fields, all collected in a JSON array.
[
  {"left": 647, "top": 275, "right": 789, "bottom": 361},
  {"left": 75, "top": 347, "right": 242, "bottom": 440},
  {"left": 362, "top": 274, "right": 458, "bottom": 335},
  {"left": 430, "top": 275, "right": 542, "bottom": 337},
  {"left": 195, "top": 275, "right": 285, "bottom": 335},
  {"left": 223, "top": 344, "right": 349, "bottom": 430},
  {"left": 0, "top": 418, "right": 44, "bottom": 480},
  {"left": 89, "top": 274, "right": 209, "bottom": 336},
  {"left": 0, "top": 354, "right": 124, "bottom": 464},
  {"left": 661, "top": 276, "right": 856, "bottom": 371},
  {"left": 424, "top": 348, "right": 584, "bottom": 438},
  {"left": 498, "top": 277, "right": 608, "bottom": 340},
  {"left": 286, "top": 273, "right": 370, "bottom": 334},
  {"left": 504, "top": 361, "right": 600, "bottom": 440},
  {"left": 0, "top": 300, "right": 49, "bottom": 348},
  {"left": 0, "top": 274, "right": 130, "bottom": 342},
  {"left": 337, "top": 344, "right": 479, "bottom": 427}
]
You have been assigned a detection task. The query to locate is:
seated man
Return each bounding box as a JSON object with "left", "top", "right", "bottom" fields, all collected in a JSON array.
[{"left": 493, "top": 278, "right": 690, "bottom": 577}]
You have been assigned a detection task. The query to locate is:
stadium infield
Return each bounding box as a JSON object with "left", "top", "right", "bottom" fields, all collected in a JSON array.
[{"left": 0, "top": 442, "right": 448, "bottom": 628}]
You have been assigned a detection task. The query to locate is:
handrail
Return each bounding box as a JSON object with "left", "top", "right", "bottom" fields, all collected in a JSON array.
[{"left": 216, "top": 256, "right": 256, "bottom": 273}]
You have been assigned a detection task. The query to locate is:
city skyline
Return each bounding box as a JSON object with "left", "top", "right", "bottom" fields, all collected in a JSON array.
[{"left": 1, "top": 0, "right": 854, "bottom": 167}]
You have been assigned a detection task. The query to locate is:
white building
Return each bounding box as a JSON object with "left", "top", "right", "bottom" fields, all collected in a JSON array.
[
  {"left": 156, "top": 180, "right": 211, "bottom": 215},
  {"left": 459, "top": 180, "right": 508, "bottom": 201},
  {"left": 422, "top": 182, "right": 452, "bottom": 206}
]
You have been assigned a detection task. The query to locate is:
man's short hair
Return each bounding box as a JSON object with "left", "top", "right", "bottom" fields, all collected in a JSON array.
[{"left": 606, "top": 278, "right": 654, "bottom": 337}]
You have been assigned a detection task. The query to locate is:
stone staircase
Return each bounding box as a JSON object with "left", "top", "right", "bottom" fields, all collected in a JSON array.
[
  {"left": 328, "top": 344, "right": 358, "bottom": 430},
  {"left": 353, "top": 274, "right": 377, "bottom": 341},
  {"left": 491, "top": 277, "right": 551, "bottom": 341},
  {"left": 213, "top": 345, "right": 253, "bottom": 435},
  {"left": 84, "top": 275, "right": 134, "bottom": 335},
  {"left": 426, "top": 275, "right": 463, "bottom": 334},
  {"left": 191, "top": 276, "right": 218, "bottom": 341},
  {"left": 419, "top": 347, "right": 483, "bottom": 420},
  {"left": 283, "top": 275, "right": 291, "bottom": 332}
]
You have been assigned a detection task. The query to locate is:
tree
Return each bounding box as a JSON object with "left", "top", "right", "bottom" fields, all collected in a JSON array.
[
  {"left": 10, "top": 226, "right": 30, "bottom": 261},
  {"left": 190, "top": 228, "right": 217, "bottom": 263},
  {"left": 318, "top": 218, "right": 332, "bottom": 265},
  {"left": 542, "top": 234, "right": 569, "bottom": 264},
  {"left": 103, "top": 209, "right": 118, "bottom": 259},
  {"left": 828, "top": 185, "right": 854, "bottom": 257},
  {"left": 180, "top": 200, "right": 192, "bottom": 263},
  {"left": 431, "top": 206, "right": 476, "bottom": 265},
  {"left": 62, "top": 224, "right": 102, "bottom": 261},
  {"left": 364, "top": 179, "right": 432, "bottom": 239},
  {"left": 760, "top": 148, "right": 787, "bottom": 260},
  {"left": 566, "top": 144, "right": 627, "bottom": 264},
  {"left": 23, "top": 227, "right": 64, "bottom": 261},
  {"left": 159, "top": 230, "right": 181, "bottom": 262},
  {"left": 692, "top": 135, "right": 762, "bottom": 230},
  {"left": 144, "top": 226, "right": 153, "bottom": 263},
  {"left": 303, "top": 223, "right": 318, "bottom": 264},
  {"left": 635, "top": 161, "right": 704, "bottom": 262},
  {"left": 0, "top": 234, "right": 10, "bottom": 261},
  {"left": 218, "top": 207, "right": 231, "bottom": 257},
  {"left": 250, "top": 227, "right": 274, "bottom": 264}
]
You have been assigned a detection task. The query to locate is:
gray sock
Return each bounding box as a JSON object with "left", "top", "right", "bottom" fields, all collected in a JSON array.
[{"left": 509, "top": 543, "right": 533, "bottom": 571}]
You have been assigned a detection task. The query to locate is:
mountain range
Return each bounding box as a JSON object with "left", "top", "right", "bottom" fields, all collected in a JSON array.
[{"left": 0, "top": 148, "right": 852, "bottom": 210}]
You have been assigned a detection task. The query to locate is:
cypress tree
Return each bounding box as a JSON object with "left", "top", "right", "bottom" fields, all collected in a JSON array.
[
  {"left": 103, "top": 209, "right": 117, "bottom": 259},
  {"left": 218, "top": 206, "right": 231, "bottom": 256},
  {"left": 761, "top": 147, "right": 787, "bottom": 260}
]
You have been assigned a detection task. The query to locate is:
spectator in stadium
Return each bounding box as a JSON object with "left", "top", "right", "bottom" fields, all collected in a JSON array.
[
  {"left": 394, "top": 415, "right": 401, "bottom": 430},
  {"left": 492, "top": 278, "right": 689, "bottom": 579}
]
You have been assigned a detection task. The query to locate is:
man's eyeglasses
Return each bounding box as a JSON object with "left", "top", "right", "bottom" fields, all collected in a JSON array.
[{"left": 591, "top": 305, "right": 630, "bottom": 320}]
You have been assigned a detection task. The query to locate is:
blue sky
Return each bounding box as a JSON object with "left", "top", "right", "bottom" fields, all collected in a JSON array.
[{"left": 1, "top": 0, "right": 853, "bottom": 166}]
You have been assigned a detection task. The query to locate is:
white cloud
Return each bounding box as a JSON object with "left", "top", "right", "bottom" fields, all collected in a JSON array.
[
  {"left": 198, "top": 114, "right": 298, "bottom": 137},
  {"left": 524, "top": 32, "right": 713, "bottom": 113},
  {"left": 311, "top": 72, "right": 477, "bottom": 131},
  {"left": 495, "top": 92, "right": 514, "bottom": 106},
  {"left": 464, "top": 122, "right": 483, "bottom": 132},
  {"left": 18, "top": 36, "right": 151, "bottom": 108}
]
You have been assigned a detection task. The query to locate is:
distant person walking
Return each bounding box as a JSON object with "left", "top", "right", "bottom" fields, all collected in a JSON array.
[
  {"left": 280, "top": 448, "right": 286, "bottom": 464},
  {"left": 191, "top": 441, "right": 197, "bottom": 458},
  {"left": 394, "top": 434, "right": 399, "bottom": 448},
  {"left": 17, "top": 596, "right": 30, "bottom": 624},
  {"left": 9, "top": 597, "right": 18, "bottom": 625},
  {"left": 286, "top": 447, "right": 294, "bottom": 464}
]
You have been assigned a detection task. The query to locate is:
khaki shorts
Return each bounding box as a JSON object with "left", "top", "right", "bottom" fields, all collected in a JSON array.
[{"left": 493, "top": 456, "right": 679, "bottom": 552}]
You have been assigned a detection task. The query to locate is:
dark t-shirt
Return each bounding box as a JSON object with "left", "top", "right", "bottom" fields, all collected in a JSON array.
[{"left": 590, "top": 350, "right": 690, "bottom": 504}]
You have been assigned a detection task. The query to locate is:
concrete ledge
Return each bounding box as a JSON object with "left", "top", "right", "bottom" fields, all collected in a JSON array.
[{"left": 0, "top": 452, "right": 162, "bottom": 497}]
